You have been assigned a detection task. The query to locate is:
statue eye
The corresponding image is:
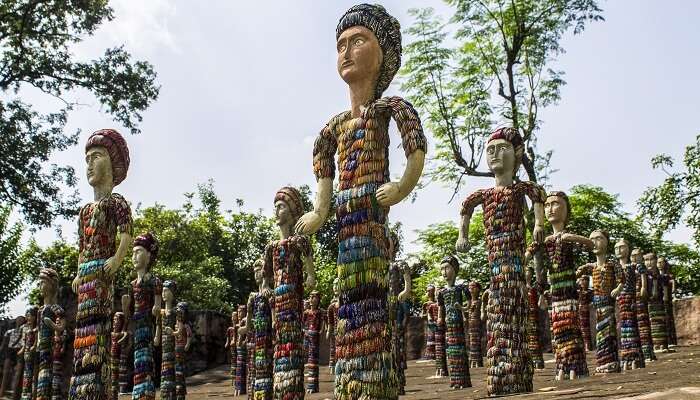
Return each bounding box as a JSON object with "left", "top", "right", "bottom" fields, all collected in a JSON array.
[
  {"left": 354, "top": 38, "right": 364, "bottom": 46},
  {"left": 338, "top": 44, "right": 346, "bottom": 53}
]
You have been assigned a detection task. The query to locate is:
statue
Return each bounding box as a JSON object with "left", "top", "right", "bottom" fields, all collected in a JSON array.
[
  {"left": 466, "top": 281, "right": 483, "bottom": 369},
  {"left": 434, "top": 285, "right": 448, "bottom": 378},
  {"left": 118, "top": 332, "right": 132, "bottom": 396},
  {"left": 224, "top": 311, "right": 239, "bottom": 388},
  {"left": 110, "top": 313, "right": 128, "bottom": 400},
  {"left": 576, "top": 230, "right": 620, "bottom": 373},
  {"left": 295, "top": 4, "right": 427, "bottom": 398},
  {"left": 658, "top": 257, "right": 677, "bottom": 347},
  {"left": 156, "top": 280, "right": 177, "bottom": 399},
  {"left": 234, "top": 305, "right": 247, "bottom": 397},
  {"left": 388, "top": 233, "right": 411, "bottom": 395},
  {"left": 437, "top": 256, "right": 471, "bottom": 389},
  {"left": 326, "top": 278, "right": 340, "bottom": 372},
  {"left": 421, "top": 285, "right": 438, "bottom": 361},
  {"left": 121, "top": 233, "right": 162, "bottom": 400},
  {"left": 36, "top": 268, "right": 66, "bottom": 400},
  {"left": 526, "top": 284, "right": 544, "bottom": 370},
  {"left": 1, "top": 316, "right": 26, "bottom": 399},
  {"left": 458, "top": 127, "right": 545, "bottom": 394},
  {"left": 173, "top": 302, "right": 191, "bottom": 400},
  {"left": 69, "top": 129, "right": 132, "bottom": 399},
  {"left": 614, "top": 239, "right": 645, "bottom": 370},
  {"left": 264, "top": 186, "right": 314, "bottom": 399},
  {"left": 240, "top": 259, "right": 273, "bottom": 400},
  {"left": 19, "top": 306, "right": 38, "bottom": 400},
  {"left": 530, "top": 191, "right": 591, "bottom": 380},
  {"left": 576, "top": 276, "right": 593, "bottom": 352},
  {"left": 645, "top": 253, "right": 669, "bottom": 353},
  {"left": 303, "top": 291, "right": 324, "bottom": 394},
  {"left": 631, "top": 248, "right": 655, "bottom": 361}
]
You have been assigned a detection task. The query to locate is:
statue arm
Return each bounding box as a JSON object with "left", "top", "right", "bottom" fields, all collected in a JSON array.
[
  {"left": 105, "top": 232, "right": 132, "bottom": 276},
  {"left": 376, "top": 150, "right": 425, "bottom": 207},
  {"left": 562, "top": 233, "right": 594, "bottom": 250},
  {"left": 295, "top": 178, "right": 332, "bottom": 235}
]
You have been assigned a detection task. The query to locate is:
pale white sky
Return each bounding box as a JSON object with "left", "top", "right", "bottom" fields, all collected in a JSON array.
[{"left": 7, "top": 1, "right": 700, "bottom": 316}]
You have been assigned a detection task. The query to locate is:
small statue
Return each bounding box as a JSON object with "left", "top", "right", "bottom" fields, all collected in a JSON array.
[
  {"left": 0, "top": 316, "right": 26, "bottom": 398},
  {"left": 296, "top": 4, "right": 427, "bottom": 398},
  {"left": 122, "top": 232, "right": 162, "bottom": 400},
  {"left": 234, "top": 305, "right": 247, "bottom": 396},
  {"left": 51, "top": 309, "right": 67, "bottom": 400},
  {"left": 173, "top": 302, "right": 192, "bottom": 400},
  {"left": 530, "top": 191, "right": 591, "bottom": 381},
  {"left": 526, "top": 283, "right": 544, "bottom": 370},
  {"left": 36, "top": 268, "right": 66, "bottom": 400},
  {"left": 70, "top": 129, "right": 133, "bottom": 400},
  {"left": 156, "top": 280, "right": 178, "bottom": 399},
  {"left": 303, "top": 291, "right": 324, "bottom": 394},
  {"left": 241, "top": 259, "right": 273, "bottom": 400},
  {"left": 19, "top": 306, "right": 38, "bottom": 400},
  {"left": 576, "top": 276, "right": 593, "bottom": 352},
  {"left": 458, "top": 127, "right": 545, "bottom": 394},
  {"left": 645, "top": 253, "right": 669, "bottom": 353},
  {"left": 265, "top": 186, "right": 314, "bottom": 399},
  {"left": 466, "top": 281, "right": 483, "bottom": 369},
  {"left": 437, "top": 256, "right": 471, "bottom": 389},
  {"left": 576, "top": 230, "right": 621, "bottom": 373},
  {"left": 614, "top": 239, "right": 645, "bottom": 370},
  {"left": 433, "top": 284, "right": 448, "bottom": 378},
  {"left": 326, "top": 279, "right": 340, "bottom": 372},
  {"left": 118, "top": 331, "right": 132, "bottom": 396},
  {"left": 388, "top": 233, "right": 411, "bottom": 395},
  {"left": 224, "top": 311, "right": 239, "bottom": 388},
  {"left": 110, "top": 312, "right": 128, "bottom": 400},
  {"left": 631, "top": 248, "right": 655, "bottom": 361},
  {"left": 658, "top": 257, "right": 677, "bottom": 347},
  {"left": 421, "top": 285, "right": 438, "bottom": 361}
]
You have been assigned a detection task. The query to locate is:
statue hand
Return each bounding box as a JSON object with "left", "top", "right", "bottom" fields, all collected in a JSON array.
[
  {"left": 398, "top": 290, "right": 409, "bottom": 302},
  {"left": 72, "top": 275, "right": 81, "bottom": 294},
  {"left": 295, "top": 211, "right": 324, "bottom": 235},
  {"left": 43, "top": 317, "right": 53, "bottom": 327},
  {"left": 261, "top": 287, "right": 274, "bottom": 299},
  {"left": 152, "top": 304, "right": 160, "bottom": 318},
  {"left": 533, "top": 225, "right": 545, "bottom": 244},
  {"left": 455, "top": 237, "right": 470, "bottom": 253},
  {"left": 376, "top": 182, "right": 403, "bottom": 207},
  {"left": 611, "top": 287, "right": 621, "bottom": 299},
  {"left": 118, "top": 332, "right": 128, "bottom": 344},
  {"left": 103, "top": 257, "right": 117, "bottom": 276}
]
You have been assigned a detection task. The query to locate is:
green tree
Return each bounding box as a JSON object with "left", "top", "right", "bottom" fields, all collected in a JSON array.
[
  {"left": 0, "top": 0, "right": 160, "bottom": 227},
  {"left": 0, "top": 205, "right": 27, "bottom": 314},
  {"left": 401, "top": 1, "right": 602, "bottom": 192}
]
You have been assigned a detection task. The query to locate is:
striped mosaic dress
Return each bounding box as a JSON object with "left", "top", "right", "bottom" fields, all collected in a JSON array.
[
  {"left": 52, "top": 316, "right": 67, "bottom": 400},
  {"left": 36, "top": 305, "right": 64, "bottom": 400},
  {"left": 313, "top": 96, "right": 426, "bottom": 399},
  {"left": 648, "top": 268, "right": 668, "bottom": 351},
  {"left": 264, "top": 235, "right": 310, "bottom": 399},
  {"left": 438, "top": 285, "right": 470, "bottom": 388},
  {"left": 617, "top": 261, "right": 644, "bottom": 368},
  {"left": 70, "top": 193, "right": 132, "bottom": 400},
  {"left": 174, "top": 323, "right": 191, "bottom": 400},
  {"left": 20, "top": 325, "right": 37, "bottom": 400},
  {"left": 468, "top": 296, "right": 484, "bottom": 368},
  {"left": 326, "top": 301, "right": 338, "bottom": 369},
  {"left": 580, "top": 262, "right": 620, "bottom": 373},
  {"left": 577, "top": 286, "right": 593, "bottom": 352},
  {"left": 252, "top": 293, "right": 273, "bottom": 400},
  {"left": 422, "top": 300, "right": 436, "bottom": 360},
  {"left": 662, "top": 273, "right": 677, "bottom": 346},
  {"left": 462, "top": 182, "right": 544, "bottom": 394},
  {"left": 128, "top": 275, "right": 161, "bottom": 400},
  {"left": 634, "top": 263, "right": 655, "bottom": 361},
  {"left": 433, "top": 300, "right": 448, "bottom": 377},
  {"left": 526, "top": 287, "right": 544, "bottom": 369},
  {"left": 303, "top": 307, "right": 323, "bottom": 393},
  {"left": 388, "top": 261, "right": 408, "bottom": 394},
  {"left": 159, "top": 308, "right": 177, "bottom": 400}
]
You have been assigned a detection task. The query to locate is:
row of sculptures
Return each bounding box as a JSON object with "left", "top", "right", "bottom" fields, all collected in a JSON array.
[{"left": 0, "top": 3, "right": 685, "bottom": 399}]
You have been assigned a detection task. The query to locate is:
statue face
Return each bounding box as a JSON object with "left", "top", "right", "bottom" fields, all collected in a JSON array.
[
  {"left": 163, "top": 287, "right": 174, "bottom": 303},
  {"left": 486, "top": 138, "right": 515, "bottom": 176},
  {"left": 614, "top": 240, "right": 630, "bottom": 260},
  {"left": 469, "top": 285, "right": 479, "bottom": 297},
  {"left": 274, "top": 199, "right": 292, "bottom": 228},
  {"left": 237, "top": 307, "right": 246, "bottom": 320},
  {"left": 132, "top": 245, "right": 151, "bottom": 272},
  {"left": 631, "top": 249, "right": 642, "bottom": 263},
  {"left": 254, "top": 266, "right": 264, "bottom": 286},
  {"left": 85, "top": 146, "right": 113, "bottom": 187},
  {"left": 658, "top": 257, "right": 668, "bottom": 272},
  {"left": 333, "top": 280, "right": 339, "bottom": 297},
  {"left": 337, "top": 26, "right": 382, "bottom": 87},
  {"left": 440, "top": 262, "right": 455, "bottom": 283},
  {"left": 644, "top": 253, "right": 657, "bottom": 270},
  {"left": 310, "top": 295, "right": 319, "bottom": 308},
  {"left": 589, "top": 231, "right": 608, "bottom": 255},
  {"left": 38, "top": 277, "right": 53, "bottom": 295},
  {"left": 26, "top": 311, "right": 36, "bottom": 325},
  {"left": 577, "top": 276, "right": 588, "bottom": 289},
  {"left": 545, "top": 195, "right": 567, "bottom": 224},
  {"left": 427, "top": 287, "right": 435, "bottom": 300},
  {"left": 231, "top": 312, "right": 238, "bottom": 324}
]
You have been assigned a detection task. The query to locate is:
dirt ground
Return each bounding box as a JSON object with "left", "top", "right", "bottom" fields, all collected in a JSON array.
[{"left": 146, "top": 345, "right": 700, "bottom": 399}]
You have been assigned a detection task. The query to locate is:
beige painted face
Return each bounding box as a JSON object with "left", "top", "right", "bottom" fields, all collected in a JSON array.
[
  {"left": 486, "top": 138, "right": 516, "bottom": 176},
  {"left": 658, "top": 257, "right": 668, "bottom": 273},
  {"left": 630, "top": 248, "right": 642, "bottom": 263},
  {"left": 85, "top": 146, "right": 113, "bottom": 187},
  {"left": 253, "top": 265, "right": 264, "bottom": 286},
  {"left": 337, "top": 26, "right": 382, "bottom": 87},
  {"left": 440, "top": 262, "right": 456, "bottom": 283},
  {"left": 644, "top": 253, "right": 657, "bottom": 270},
  {"left": 162, "top": 287, "right": 174, "bottom": 303},
  {"left": 545, "top": 195, "right": 567, "bottom": 224},
  {"left": 614, "top": 240, "right": 630, "bottom": 260},
  {"left": 589, "top": 231, "right": 608, "bottom": 255},
  {"left": 274, "top": 199, "right": 292, "bottom": 228},
  {"left": 132, "top": 245, "right": 151, "bottom": 272}
]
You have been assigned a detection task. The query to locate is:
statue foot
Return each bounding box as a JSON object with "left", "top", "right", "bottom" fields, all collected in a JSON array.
[{"left": 570, "top": 370, "right": 577, "bottom": 380}]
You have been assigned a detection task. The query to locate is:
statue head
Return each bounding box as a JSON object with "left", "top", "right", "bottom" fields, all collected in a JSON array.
[
  {"left": 440, "top": 255, "right": 460, "bottom": 284},
  {"left": 85, "top": 129, "right": 130, "bottom": 188},
  {"left": 133, "top": 232, "right": 159, "bottom": 272},
  {"left": 333, "top": 277, "right": 340, "bottom": 298},
  {"left": 25, "top": 305, "right": 38, "bottom": 326},
  {"left": 577, "top": 275, "right": 589, "bottom": 289},
  {"left": 658, "top": 256, "right": 669, "bottom": 273},
  {"left": 643, "top": 252, "right": 657, "bottom": 271},
  {"left": 230, "top": 310, "right": 238, "bottom": 325},
  {"left": 163, "top": 280, "right": 177, "bottom": 304},
  {"left": 336, "top": 4, "right": 401, "bottom": 100},
  {"left": 468, "top": 281, "right": 481, "bottom": 298},
  {"left": 631, "top": 248, "right": 643, "bottom": 264},
  {"left": 38, "top": 267, "right": 59, "bottom": 298},
  {"left": 274, "top": 186, "right": 304, "bottom": 230},
  {"left": 545, "top": 191, "right": 571, "bottom": 226},
  {"left": 309, "top": 291, "right": 320, "bottom": 308},
  {"left": 426, "top": 284, "right": 436, "bottom": 301},
  {"left": 486, "top": 127, "right": 524, "bottom": 179},
  {"left": 253, "top": 258, "right": 265, "bottom": 287},
  {"left": 113, "top": 311, "right": 126, "bottom": 332},
  {"left": 237, "top": 304, "right": 247, "bottom": 320},
  {"left": 14, "top": 315, "right": 26, "bottom": 328},
  {"left": 176, "top": 302, "right": 188, "bottom": 322},
  {"left": 614, "top": 239, "right": 630, "bottom": 260},
  {"left": 589, "top": 229, "right": 609, "bottom": 256}
]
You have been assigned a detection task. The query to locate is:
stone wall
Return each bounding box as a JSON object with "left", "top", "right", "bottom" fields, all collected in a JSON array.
[{"left": 674, "top": 296, "right": 700, "bottom": 346}]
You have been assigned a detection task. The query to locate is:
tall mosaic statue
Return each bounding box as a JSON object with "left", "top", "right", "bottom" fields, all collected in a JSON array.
[
  {"left": 388, "top": 233, "right": 411, "bottom": 395},
  {"left": 19, "top": 306, "right": 38, "bottom": 400},
  {"left": 614, "top": 239, "right": 645, "bottom": 370},
  {"left": 70, "top": 129, "right": 133, "bottom": 400},
  {"left": 645, "top": 253, "right": 669, "bottom": 353},
  {"left": 437, "top": 256, "right": 470, "bottom": 389},
  {"left": 458, "top": 127, "right": 544, "bottom": 395},
  {"left": 631, "top": 248, "right": 655, "bottom": 362},
  {"left": 303, "top": 291, "right": 324, "bottom": 394},
  {"left": 173, "top": 302, "right": 191, "bottom": 400},
  {"left": 36, "top": 268, "right": 66, "bottom": 400},
  {"left": 421, "top": 285, "right": 439, "bottom": 364},
  {"left": 109, "top": 313, "right": 127, "bottom": 400},
  {"left": 466, "top": 281, "right": 483, "bottom": 369},
  {"left": 295, "top": 4, "right": 426, "bottom": 398},
  {"left": 156, "top": 280, "right": 178, "bottom": 400}
]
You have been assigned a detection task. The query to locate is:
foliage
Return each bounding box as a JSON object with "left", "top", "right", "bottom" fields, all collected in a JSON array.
[
  {"left": 401, "top": 1, "right": 603, "bottom": 193},
  {"left": 0, "top": 205, "right": 27, "bottom": 314},
  {"left": 0, "top": 0, "right": 160, "bottom": 227}
]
